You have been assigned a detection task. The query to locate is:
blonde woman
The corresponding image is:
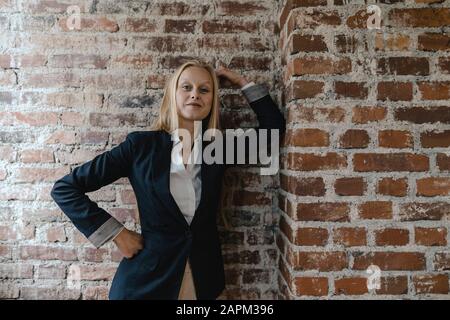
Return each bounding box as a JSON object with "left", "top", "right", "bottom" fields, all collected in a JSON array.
[{"left": 51, "top": 60, "right": 286, "bottom": 300}]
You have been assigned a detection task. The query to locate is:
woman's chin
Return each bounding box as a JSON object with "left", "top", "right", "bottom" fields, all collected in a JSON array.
[{"left": 180, "top": 113, "right": 209, "bottom": 122}]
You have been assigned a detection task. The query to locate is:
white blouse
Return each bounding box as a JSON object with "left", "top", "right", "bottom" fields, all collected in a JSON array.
[{"left": 169, "top": 129, "right": 203, "bottom": 225}]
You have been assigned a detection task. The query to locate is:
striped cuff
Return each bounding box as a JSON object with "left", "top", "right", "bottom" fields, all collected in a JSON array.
[
  {"left": 242, "top": 83, "right": 269, "bottom": 103},
  {"left": 88, "top": 217, "right": 124, "bottom": 249}
]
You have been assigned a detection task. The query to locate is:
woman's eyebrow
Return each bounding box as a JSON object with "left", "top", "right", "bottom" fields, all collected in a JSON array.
[{"left": 179, "top": 80, "right": 212, "bottom": 86}]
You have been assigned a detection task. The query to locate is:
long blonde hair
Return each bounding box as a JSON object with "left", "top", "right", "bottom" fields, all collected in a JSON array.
[{"left": 150, "top": 60, "right": 221, "bottom": 134}]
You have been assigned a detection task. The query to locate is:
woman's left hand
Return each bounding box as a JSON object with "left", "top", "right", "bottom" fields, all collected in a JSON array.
[{"left": 215, "top": 63, "right": 249, "bottom": 88}]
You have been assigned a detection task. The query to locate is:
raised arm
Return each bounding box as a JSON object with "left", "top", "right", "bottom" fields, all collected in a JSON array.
[{"left": 215, "top": 64, "right": 286, "bottom": 172}]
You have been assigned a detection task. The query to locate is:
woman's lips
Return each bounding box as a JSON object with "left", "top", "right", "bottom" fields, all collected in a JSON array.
[{"left": 186, "top": 103, "right": 201, "bottom": 107}]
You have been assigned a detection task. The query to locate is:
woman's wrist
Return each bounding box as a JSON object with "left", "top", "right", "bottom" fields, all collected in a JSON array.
[
  {"left": 238, "top": 77, "right": 249, "bottom": 87},
  {"left": 113, "top": 227, "right": 126, "bottom": 244}
]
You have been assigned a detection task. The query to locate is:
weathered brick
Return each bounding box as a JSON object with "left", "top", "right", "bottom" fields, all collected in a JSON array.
[
  {"left": 288, "top": 57, "right": 351, "bottom": 75},
  {"left": 354, "top": 153, "right": 429, "bottom": 172},
  {"left": 376, "top": 276, "right": 408, "bottom": 295},
  {"left": 48, "top": 54, "right": 109, "bottom": 69},
  {"left": 379, "top": 130, "right": 413, "bottom": 148},
  {"left": 334, "top": 177, "right": 366, "bottom": 196},
  {"left": 353, "top": 252, "right": 426, "bottom": 270},
  {"left": 358, "top": 201, "right": 393, "bottom": 219},
  {"left": 389, "top": 8, "right": 450, "bottom": 27},
  {"left": 295, "top": 227, "right": 328, "bottom": 246},
  {"left": 399, "top": 202, "right": 450, "bottom": 221},
  {"left": 335, "top": 277, "right": 368, "bottom": 295},
  {"left": 35, "top": 265, "right": 66, "bottom": 279},
  {"left": 78, "top": 265, "right": 116, "bottom": 281},
  {"left": 334, "top": 81, "right": 368, "bottom": 99},
  {"left": 333, "top": 227, "right": 366, "bottom": 246},
  {"left": 20, "top": 287, "right": 81, "bottom": 300},
  {"left": 339, "top": 130, "right": 370, "bottom": 148},
  {"left": 413, "top": 274, "right": 449, "bottom": 294},
  {"left": 217, "top": 1, "right": 268, "bottom": 16},
  {"left": 418, "top": 82, "right": 450, "bottom": 100},
  {"left": 242, "top": 269, "right": 270, "bottom": 284},
  {"left": 287, "top": 80, "right": 324, "bottom": 100},
  {"left": 287, "top": 105, "right": 345, "bottom": 123},
  {"left": 377, "top": 82, "right": 413, "bottom": 101},
  {"left": 289, "top": 250, "right": 348, "bottom": 271},
  {"left": 290, "top": 34, "right": 328, "bottom": 53},
  {"left": 336, "top": 34, "right": 367, "bottom": 53},
  {"left": 377, "top": 57, "right": 429, "bottom": 76},
  {"left": 46, "top": 225, "right": 67, "bottom": 243},
  {"left": 415, "top": 227, "right": 447, "bottom": 246},
  {"left": 433, "top": 252, "right": 450, "bottom": 271},
  {"left": 202, "top": 20, "right": 258, "bottom": 34},
  {"left": 374, "top": 228, "right": 409, "bottom": 246},
  {"left": 284, "top": 128, "right": 329, "bottom": 147},
  {"left": 0, "top": 264, "right": 33, "bottom": 279},
  {"left": 295, "top": 202, "right": 350, "bottom": 222},
  {"left": 280, "top": 174, "right": 325, "bottom": 196},
  {"left": 421, "top": 130, "right": 450, "bottom": 148},
  {"left": 294, "top": 277, "right": 328, "bottom": 296},
  {"left": 395, "top": 106, "right": 450, "bottom": 124},
  {"left": 375, "top": 33, "right": 410, "bottom": 51},
  {"left": 286, "top": 152, "right": 347, "bottom": 171},
  {"left": 279, "top": 0, "right": 328, "bottom": 29},
  {"left": 232, "top": 190, "right": 271, "bottom": 206},
  {"left": 83, "top": 286, "right": 109, "bottom": 300},
  {"left": 352, "top": 106, "right": 387, "bottom": 124},
  {"left": 223, "top": 250, "right": 260, "bottom": 265},
  {"left": 123, "top": 18, "right": 157, "bottom": 32},
  {"left": 416, "top": 178, "right": 450, "bottom": 196}
]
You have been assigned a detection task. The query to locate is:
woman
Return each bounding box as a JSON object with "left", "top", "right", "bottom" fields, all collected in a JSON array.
[{"left": 51, "top": 60, "right": 286, "bottom": 300}]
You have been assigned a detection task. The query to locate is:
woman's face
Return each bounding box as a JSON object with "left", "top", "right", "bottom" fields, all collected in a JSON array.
[{"left": 175, "top": 66, "right": 213, "bottom": 124}]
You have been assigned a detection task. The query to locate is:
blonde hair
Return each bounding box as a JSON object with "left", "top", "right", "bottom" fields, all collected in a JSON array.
[{"left": 150, "top": 60, "right": 221, "bottom": 134}]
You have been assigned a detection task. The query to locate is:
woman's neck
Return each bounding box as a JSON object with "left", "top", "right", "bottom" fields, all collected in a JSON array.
[{"left": 177, "top": 118, "right": 194, "bottom": 140}]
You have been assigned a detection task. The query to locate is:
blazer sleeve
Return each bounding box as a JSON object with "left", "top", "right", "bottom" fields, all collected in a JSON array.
[
  {"left": 224, "top": 83, "right": 286, "bottom": 171},
  {"left": 50, "top": 133, "right": 135, "bottom": 248}
]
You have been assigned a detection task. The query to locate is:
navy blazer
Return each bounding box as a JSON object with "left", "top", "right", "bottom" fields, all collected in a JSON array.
[{"left": 50, "top": 84, "right": 286, "bottom": 300}]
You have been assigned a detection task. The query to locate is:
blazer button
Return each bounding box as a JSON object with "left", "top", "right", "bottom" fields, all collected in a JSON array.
[{"left": 185, "top": 230, "right": 192, "bottom": 239}]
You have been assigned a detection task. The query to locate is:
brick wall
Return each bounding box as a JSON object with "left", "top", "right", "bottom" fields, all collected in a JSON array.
[
  {"left": 278, "top": 0, "right": 450, "bottom": 298},
  {"left": 1, "top": 0, "right": 449, "bottom": 301},
  {"left": 0, "top": 0, "right": 283, "bottom": 299}
]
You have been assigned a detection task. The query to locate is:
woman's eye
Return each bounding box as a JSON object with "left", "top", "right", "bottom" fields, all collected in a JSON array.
[{"left": 182, "top": 86, "right": 209, "bottom": 93}]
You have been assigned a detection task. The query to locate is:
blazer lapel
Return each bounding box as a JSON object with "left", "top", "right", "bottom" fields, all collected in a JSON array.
[
  {"left": 151, "top": 131, "right": 189, "bottom": 229},
  {"left": 189, "top": 139, "right": 211, "bottom": 228}
]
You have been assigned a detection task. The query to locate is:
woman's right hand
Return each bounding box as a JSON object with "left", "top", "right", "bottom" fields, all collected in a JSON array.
[{"left": 113, "top": 228, "right": 144, "bottom": 259}]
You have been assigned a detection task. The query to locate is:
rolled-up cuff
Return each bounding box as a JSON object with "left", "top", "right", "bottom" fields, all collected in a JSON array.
[
  {"left": 88, "top": 217, "right": 124, "bottom": 249},
  {"left": 241, "top": 81, "right": 256, "bottom": 90},
  {"left": 242, "top": 83, "right": 270, "bottom": 103}
]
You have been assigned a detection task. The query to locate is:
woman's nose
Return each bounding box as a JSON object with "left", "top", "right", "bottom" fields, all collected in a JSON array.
[{"left": 191, "top": 92, "right": 200, "bottom": 99}]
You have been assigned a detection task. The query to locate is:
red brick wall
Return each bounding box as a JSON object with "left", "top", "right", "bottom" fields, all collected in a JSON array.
[
  {"left": 278, "top": 0, "right": 449, "bottom": 298},
  {"left": 2, "top": 0, "right": 449, "bottom": 300},
  {"left": 0, "top": 0, "right": 282, "bottom": 299}
]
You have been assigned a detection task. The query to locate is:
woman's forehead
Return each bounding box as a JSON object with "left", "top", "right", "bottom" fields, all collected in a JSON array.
[{"left": 179, "top": 67, "right": 212, "bottom": 83}]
